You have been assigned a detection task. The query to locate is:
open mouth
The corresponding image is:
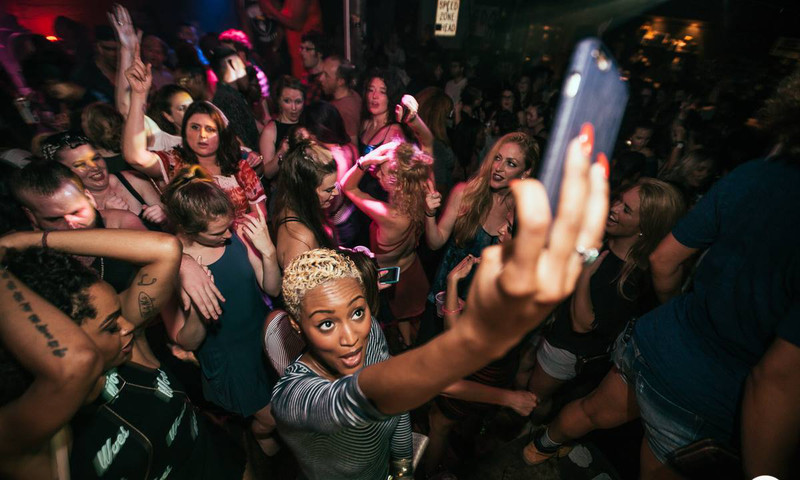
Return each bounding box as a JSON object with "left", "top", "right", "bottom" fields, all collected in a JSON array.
[
  {"left": 339, "top": 347, "right": 363, "bottom": 369},
  {"left": 89, "top": 171, "right": 105, "bottom": 181},
  {"left": 492, "top": 173, "right": 504, "bottom": 182}
]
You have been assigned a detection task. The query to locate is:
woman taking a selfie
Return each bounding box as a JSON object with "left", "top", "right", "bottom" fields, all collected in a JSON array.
[{"left": 270, "top": 130, "right": 609, "bottom": 479}]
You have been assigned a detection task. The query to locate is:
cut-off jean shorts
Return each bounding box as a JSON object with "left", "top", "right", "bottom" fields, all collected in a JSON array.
[{"left": 613, "top": 328, "right": 731, "bottom": 463}]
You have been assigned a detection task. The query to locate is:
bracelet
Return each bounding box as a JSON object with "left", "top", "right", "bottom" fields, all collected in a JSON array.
[
  {"left": 441, "top": 305, "right": 462, "bottom": 315},
  {"left": 356, "top": 157, "right": 367, "bottom": 171},
  {"left": 41, "top": 230, "right": 49, "bottom": 249},
  {"left": 424, "top": 210, "right": 437, "bottom": 217}
]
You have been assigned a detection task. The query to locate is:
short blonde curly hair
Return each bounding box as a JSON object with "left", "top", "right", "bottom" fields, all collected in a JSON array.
[{"left": 282, "top": 248, "right": 363, "bottom": 320}]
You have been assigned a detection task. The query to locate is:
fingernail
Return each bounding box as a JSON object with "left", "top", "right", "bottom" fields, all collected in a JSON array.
[
  {"left": 596, "top": 152, "right": 610, "bottom": 179},
  {"left": 579, "top": 123, "right": 594, "bottom": 157}
]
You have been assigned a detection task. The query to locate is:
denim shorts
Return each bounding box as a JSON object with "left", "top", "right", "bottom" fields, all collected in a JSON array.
[{"left": 613, "top": 330, "right": 729, "bottom": 463}]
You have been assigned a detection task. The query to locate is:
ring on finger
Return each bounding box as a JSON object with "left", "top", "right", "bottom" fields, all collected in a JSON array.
[{"left": 575, "top": 246, "right": 600, "bottom": 266}]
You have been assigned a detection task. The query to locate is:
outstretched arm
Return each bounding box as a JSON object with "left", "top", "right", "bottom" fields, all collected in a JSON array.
[
  {"left": 441, "top": 381, "right": 539, "bottom": 416},
  {"left": 109, "top": 4, "right": 140, "bottom": 117},
  {"left": 0, "top": 264, "right": 102, "bottom": 456},
  {"left": 0, "top": 229, "right": 182, "bottom": 328},
  {"left": 340, "top": 141, "right": 397, "bottom": 225},
  {"left": 425, "top": 182, "right": 464, "bottom": 250},
  {"left": 122, "top": 43, "right": 162, "bottom": 178},
  {"left": 358, "top": 130, "right": 609, "bottom": 414},
  {"left": 396, "top": 95, "right": 434, "bottom": 154}
]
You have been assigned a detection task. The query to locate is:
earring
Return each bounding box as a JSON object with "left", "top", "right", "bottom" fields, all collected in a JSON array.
[{"left": 638, "top": 232, "right": 643, "bottom": 237}]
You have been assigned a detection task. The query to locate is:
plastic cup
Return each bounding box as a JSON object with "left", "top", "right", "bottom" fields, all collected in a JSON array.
[{"left": 435, "top": 291, "right": 446, "bottom": 318}]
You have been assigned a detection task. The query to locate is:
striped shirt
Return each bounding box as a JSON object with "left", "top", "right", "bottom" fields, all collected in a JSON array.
[{"left": 271, "top": 319, "right": 412, "bottom": 479}]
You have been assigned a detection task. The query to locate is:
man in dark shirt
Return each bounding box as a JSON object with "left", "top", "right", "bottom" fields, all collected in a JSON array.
[
  {"left": 70, "top": 25, "right": 118, "bottom": 104},
  {"left": 299, "top": 31, "right": 327, "bottom": 105},
  {"left": 210, "top": 47, "right": 260, "bottom": 152}
]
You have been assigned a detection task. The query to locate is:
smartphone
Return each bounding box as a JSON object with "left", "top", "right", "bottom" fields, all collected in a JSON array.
[
  {"left": 399, "top": 104, "right": 411, "bottom": 123},
  {"left": 538, "top": 37, "right": 629, "bottom": 215},
  {"left": 667, "top": 438, "right": 741, "bottom": 479},
  {"left": 377, "top": 266, "right": 401, "bottom": 285}
]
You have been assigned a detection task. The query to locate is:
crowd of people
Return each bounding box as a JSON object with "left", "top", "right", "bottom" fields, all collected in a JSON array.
[{"left": 0, "top": 2, "right": 798, "bottom": 479}]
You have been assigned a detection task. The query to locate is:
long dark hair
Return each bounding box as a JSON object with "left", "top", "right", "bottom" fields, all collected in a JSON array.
[
  {"left": 179, "top": 101, "right": 240, "bottom": 176},
  {"left": 148, "top": 84, "right": 192, "bottom": 135},
  {"left": 274, "top": 140, "right": 338, "bottom": 249},
  {"left": 303, "top": 101, "right": 350, "bottom": 145},
  {"left": 361, "top": 68, "right": 410, "bottom": 140}
]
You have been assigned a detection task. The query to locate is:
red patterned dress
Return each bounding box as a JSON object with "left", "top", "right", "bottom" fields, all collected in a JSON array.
[{"left": 155, "top": 149, "right": 266, "bottom": 222}]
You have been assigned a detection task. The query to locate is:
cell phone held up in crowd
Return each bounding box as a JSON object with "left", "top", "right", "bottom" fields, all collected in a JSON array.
[
  {"left": 378, "top": 266, "right": 401, "bottom": 285},
  {"left": 538, "top": 37, "right": 629, "bottom": 215}
]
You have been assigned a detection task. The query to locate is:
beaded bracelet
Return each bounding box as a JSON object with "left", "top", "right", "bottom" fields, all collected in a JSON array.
[
  {"left": 41, "top": 230, "right": 49, "bottom": 249},
  {"left": 441, "top": 305, "right": 462, "bottom": 315}
]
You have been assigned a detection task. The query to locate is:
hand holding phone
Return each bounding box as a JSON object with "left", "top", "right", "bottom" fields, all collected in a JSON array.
[
  {"left": 538, "top": 37, "right": 628, "bottom": 215},
  {"left": 395, "top": 94, "right": 418, "bottom": 124},
  {"left": 378, "top": 266, "right": 401, "bottom": 285}
]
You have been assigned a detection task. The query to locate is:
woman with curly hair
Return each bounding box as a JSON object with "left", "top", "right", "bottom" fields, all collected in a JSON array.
[
  {"left": 274, "top": 140, "right": 339, "bottom": 269},
  {"left": 422, "top": 132, "right": 539, "bottom": 339},
  {"left": 341, "top": 141, "right": 433, "bottom": 348},
  {"left": 122, "top": 50, "right": 266, "bottom": 222},
  {"left": 0, "top": 228, "right": 248, "bottom": 480}
]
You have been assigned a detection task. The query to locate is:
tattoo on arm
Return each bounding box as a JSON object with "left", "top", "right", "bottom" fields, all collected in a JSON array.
[
  {"left": 2, "top": 269, "right": 68, "bottom": 357},
  {"left": 138, "top": 291, "right": 155, "bottom": 320},
  {"left": 137, "top": 274, "right": 157, "bottom": 286}
]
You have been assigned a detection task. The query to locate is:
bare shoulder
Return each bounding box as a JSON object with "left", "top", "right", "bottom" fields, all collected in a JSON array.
[{"left": 101, "top": 209, "right": 146, "bottom": 230}]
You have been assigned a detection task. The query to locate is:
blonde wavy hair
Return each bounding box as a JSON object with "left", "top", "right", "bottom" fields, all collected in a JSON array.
[
  {"left": 282, "top": 248, "right": 364, "bottom": 320},
  {"left": 616, "top": 178, "right": 686, "bottom": 299},
  {"left": 388, "top": 143, "right": 433, "bottom": 227},
  {"left": 452, "top": 132, "right": 539, "bottom": 247}
]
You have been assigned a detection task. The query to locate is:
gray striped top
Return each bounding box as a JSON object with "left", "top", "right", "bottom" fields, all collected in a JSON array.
[{"left": 271, "top": 319, "right": 413, "bottom": 479}]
